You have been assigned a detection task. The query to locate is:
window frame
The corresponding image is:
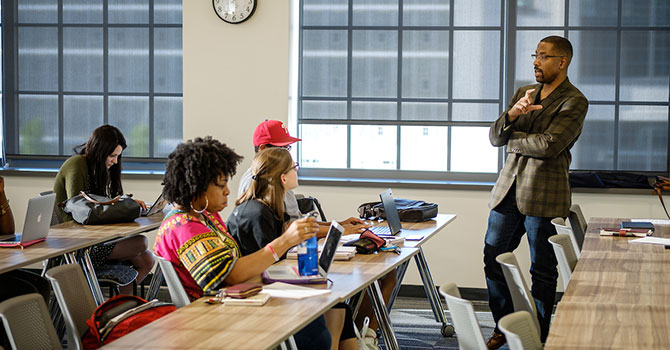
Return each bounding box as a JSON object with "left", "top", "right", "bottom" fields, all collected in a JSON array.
[
  {"left": 1, "top": 0, "right": 182, "bottom": 172},
  {"left": 294, "top": 0, "right": 670, "bottom": 183}
]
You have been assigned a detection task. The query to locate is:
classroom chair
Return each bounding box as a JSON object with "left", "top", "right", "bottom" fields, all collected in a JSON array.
[
  {"left": 548, "top": 234, "right": 578, "bottom": 288},
  {"left": 155, "top": 256, "right": 190, "bottom": 308},
  {"left": 495, "top": 252, "right": 540, "bottom": 335},
  {"left": 0, "top": 293, "right": 62, "bottom": 350},
  {"left": 498, "top": 311, "right": 543, "bottom": 350},
  {"left": 568, "top": 204, "right": 587, "bottom": 250},
  {"left": 438, "top": 282, "right": 487, "bottom": 350},
  {"left": 46, "top": 264, "right": 97, "bottom": 350},
  {"left": 550, "top": 217, "right": 581, "bottom": 258}
]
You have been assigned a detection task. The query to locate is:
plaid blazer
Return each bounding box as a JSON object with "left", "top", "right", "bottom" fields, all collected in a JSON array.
[{"left": 489, "top": 78, "right": 588, "bottom": 218}]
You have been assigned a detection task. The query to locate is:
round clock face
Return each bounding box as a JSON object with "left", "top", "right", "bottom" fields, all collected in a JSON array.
[{"left": 213, "top": 0, "right": 257, "bottom": 24}]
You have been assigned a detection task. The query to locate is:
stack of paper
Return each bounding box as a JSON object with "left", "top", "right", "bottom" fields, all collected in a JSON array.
[
  {"left": 262, "top": 282, "right": 331, "bottom": 299},
  {"left": 287, "top": 245, "right": 356, "bottom": 260},
  {"left": 223, "top": 293, "right": 270, "bottom": 306},
  {"left": 629, "top": 237, "right": 670, "bottom": 246}
]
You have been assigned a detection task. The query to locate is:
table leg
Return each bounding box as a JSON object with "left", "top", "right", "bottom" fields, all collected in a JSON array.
[
  {"left": 347, "top": 290, "right": 364, "bottom": 320},
  {"left": 414, "top": 247, "right": 454, "bottom": 336},
  {"left": 367, "top": 280, "right": 399, "bottom": 350},
  {"left": 387, "top": 260, "right": 410, "bottom": 312},
  {"left": 81, "top": 248, "right": 105, "bottom": 305}
]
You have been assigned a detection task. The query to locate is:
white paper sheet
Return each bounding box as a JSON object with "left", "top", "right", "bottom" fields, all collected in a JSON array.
[{"left": 262, "top": 282, "right": 331, "bottom": 299}]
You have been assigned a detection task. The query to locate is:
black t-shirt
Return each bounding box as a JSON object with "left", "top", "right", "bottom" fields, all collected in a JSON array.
[{"left": 227, "top": 199, "right": 289, "bottom": 257}]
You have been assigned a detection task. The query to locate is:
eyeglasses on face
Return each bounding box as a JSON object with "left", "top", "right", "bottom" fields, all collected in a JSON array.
[
  {"left": 290, "top": 162, "right": 299, "bottom": 171},
  {"left": 531, "top": 53, "right": 564, "bottom": 61}
]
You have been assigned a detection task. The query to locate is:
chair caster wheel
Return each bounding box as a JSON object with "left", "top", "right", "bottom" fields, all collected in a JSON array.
[{"left": 441, "top": 324, "right": 455, "bottom": 337}]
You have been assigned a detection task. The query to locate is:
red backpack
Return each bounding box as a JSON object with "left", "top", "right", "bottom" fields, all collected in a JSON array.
[{"left": 82, "top": 294, "right": 176, "bottom": 349}]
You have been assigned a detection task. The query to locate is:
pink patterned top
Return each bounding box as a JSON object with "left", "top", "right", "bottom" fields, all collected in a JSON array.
[{"left": 154, "top": 209, "right": 241, "bottom": 300}]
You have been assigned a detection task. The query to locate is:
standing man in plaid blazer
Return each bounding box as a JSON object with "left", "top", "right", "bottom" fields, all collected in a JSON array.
[{"left": 483, "top": 36, "right": 588, "bottom": 349}]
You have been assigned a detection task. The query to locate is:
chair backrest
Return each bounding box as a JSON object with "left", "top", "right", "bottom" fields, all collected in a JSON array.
[
  {"left": 548, "top": 234, "right": 578, "bottom": 288},
  {"left": 45, "top": 264, "right": 97, "bottom": 350},
  {"left": 40, "top": 190, "right": 62, "bottom": 226},
  {"left": 498, "top": 311, "right": 543, "bottom": 350},
  {"left": 295, "top": 195, "right": 327, "bottom": 221},
  {"left": 156, "top": 256, "right": 191, "bottom": 308},
  {"left": 0, "top": 293, "right": 62, "bottom": 350},
  {"left": 438, "top": 283, "right": 487, "bottom": 350},
  {"left": 569, "top": 204, "right": 587, "bottom": 250},
  {"left": 495, "top": 252, "right": 540, "bottom": 333},
  {"left": 551, "top": 217, "right": 581, "bottom": 258}
]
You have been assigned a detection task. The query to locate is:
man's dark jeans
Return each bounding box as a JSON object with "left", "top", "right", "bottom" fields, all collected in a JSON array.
[{"left": 483, "top": 188, "right": 558, "bottom": 342}]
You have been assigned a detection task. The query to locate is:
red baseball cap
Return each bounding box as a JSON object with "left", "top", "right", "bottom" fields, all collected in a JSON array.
[{"left": 252, "top": 120, "right": 301, "bottom": 147}]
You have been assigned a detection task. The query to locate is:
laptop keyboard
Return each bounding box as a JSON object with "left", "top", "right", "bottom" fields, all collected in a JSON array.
[{"left": 369, "top": 226, "right": 391, "bottom": 235}]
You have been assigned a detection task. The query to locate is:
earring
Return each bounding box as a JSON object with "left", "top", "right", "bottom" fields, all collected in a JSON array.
[{"left": 192, "top": 197, "right": 208, "bottom": 214}]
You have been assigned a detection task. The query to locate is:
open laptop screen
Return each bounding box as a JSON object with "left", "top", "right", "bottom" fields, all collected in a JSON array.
[
  {"left": 318, "top": 222, "right": 343, "bottom": 273},
  {"left": 380, "top": 189, "right": 402, "bottom": 234}
]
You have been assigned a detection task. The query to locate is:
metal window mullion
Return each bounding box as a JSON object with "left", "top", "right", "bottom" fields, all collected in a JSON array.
[
  {"left": 297, "top": 0, "right": 304, "bottom": 165},
  {"left": 58, "top": 0, "right": 64, "bottom": 155},
  {"left": 446, "top": 0, "right": 454, "bottom": 172},
  {"left": 103, "top": 0, "right": 109, "bottom": 124},
  {"left": 396, "top": 0, "right": 402, "bottom": 170},
  {"left": 613, "top": 0, "right": 622, "bottom": 170},
  {"left": 3, "top": 0, "right": 18, "bottom": 155},
  {"left": 346, "top": 0, "right": 352, "bottom": 169},
  {"left": 498, "top": 0, "right": 508, "bottom": 172},
  {"left": 149, "top": 0, "right": 154, "bottom": 158}
]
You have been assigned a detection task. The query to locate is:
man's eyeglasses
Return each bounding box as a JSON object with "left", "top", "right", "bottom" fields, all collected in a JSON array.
[{"left": 531, "top": 53, "right": 564, "bottom": 61}]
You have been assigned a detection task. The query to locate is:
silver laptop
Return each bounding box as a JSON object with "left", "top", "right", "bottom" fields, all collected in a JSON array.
[
  {"left": 140, "top": 191, "right": 168, "bottom": 216},
  {"left": 262, "top": 221, "right": 344, "bottom": 284},
  {"left": 368, "top": 189, "right": 403, "bottom": 236},
  {"left": 0, "top": 193, "right": 56, "bottom": 247}
]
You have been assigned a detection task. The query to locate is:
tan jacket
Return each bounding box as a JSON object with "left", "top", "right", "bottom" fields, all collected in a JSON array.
[{"left": 489, "top": 78, "right": 588, "bottom": 218}]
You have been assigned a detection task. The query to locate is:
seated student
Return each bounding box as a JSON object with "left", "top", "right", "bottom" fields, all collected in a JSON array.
[
  {"left": 153, "top": 137, "right": 330, "bottom": 350},
  {"left": 237, "top": 119, "right": 368, "bottom": 237},
  {"left": 228, "top": 148, "right": 358, "bottom": 350},
  {"left": 53, "top": 125, "right": 154, "bottom": 294},
  {"left": 238, "top": 121, "right": 393, "bottom": 348},
  {"left": 0, "top": 176, "right": 52, "bottom": 349}
]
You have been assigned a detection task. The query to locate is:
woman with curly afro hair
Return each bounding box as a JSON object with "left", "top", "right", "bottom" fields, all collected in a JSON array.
[{"left": 154, "top": 137, "right": 330, "bottom": 349}]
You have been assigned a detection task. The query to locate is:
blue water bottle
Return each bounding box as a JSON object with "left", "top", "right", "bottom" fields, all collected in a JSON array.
[{"left": 297, "top": 211, "right": 319, "bottom": 276}]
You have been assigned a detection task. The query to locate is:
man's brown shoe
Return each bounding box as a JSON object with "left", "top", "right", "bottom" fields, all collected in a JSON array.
[{"left": 486, "top": 330, "right": 506, "bottom": 350}]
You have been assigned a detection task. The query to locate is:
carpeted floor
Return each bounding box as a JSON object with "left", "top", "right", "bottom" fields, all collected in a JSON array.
[{"left": 379, "top": 308, "right": 501, "bottom": 350}]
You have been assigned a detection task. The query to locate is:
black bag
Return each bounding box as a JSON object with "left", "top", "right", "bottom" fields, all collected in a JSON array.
[
  {"left": 61, "top": 191, "right": 141, "bottom": 225},
  {"left": 358, "top": 198, "right": 438, "bottom": 222}
]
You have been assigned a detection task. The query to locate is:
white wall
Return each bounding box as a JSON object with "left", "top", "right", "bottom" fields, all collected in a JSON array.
[{"left": 2, "top": 1, "right": 665, "bottom": 291}]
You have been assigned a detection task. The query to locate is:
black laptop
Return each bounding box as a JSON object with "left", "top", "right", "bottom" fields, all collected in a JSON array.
[{"left": 368, "top": 189, "right": 402, "bottom": 236}]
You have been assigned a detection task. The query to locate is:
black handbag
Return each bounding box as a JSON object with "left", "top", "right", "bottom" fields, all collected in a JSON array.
[
  {"left": 358, "top": 198, "right": 438, "bottom": 222},
  {"left": 61, "top": 191, "right": 141, "bottom": 225}
]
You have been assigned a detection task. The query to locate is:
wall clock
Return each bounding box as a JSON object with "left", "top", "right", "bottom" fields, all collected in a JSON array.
[{"left": 213, "top": 0, "right": 257, "bottom": 24}]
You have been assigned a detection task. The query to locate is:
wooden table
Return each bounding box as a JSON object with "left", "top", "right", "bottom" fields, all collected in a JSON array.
[
  {"left": 102, "top": 248, "right": 420, "bottom": 350},
  {"left": 0, "top": 214, "right": 164, "bottom": 274},
  {"left": 0, "top": 213, "right": 164, "bottom": 304},
  {"left": 545, "top": 217, "right": 670, "bottom": 349},
  {"left": 383, "top": 213, "right": 457, "bottom": 336}
]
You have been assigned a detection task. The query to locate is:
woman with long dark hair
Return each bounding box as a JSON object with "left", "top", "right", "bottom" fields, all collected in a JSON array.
[{"left": 53, "top": 125, "right": 154, "bottom": 293}]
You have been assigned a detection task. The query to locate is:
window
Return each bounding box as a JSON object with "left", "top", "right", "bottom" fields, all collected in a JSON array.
[
  {"left": 294, "top": 0, "right": 670, "bottom": 182},
  {"left": 2, "top": 0, "right": 182, "bottom": 168}
]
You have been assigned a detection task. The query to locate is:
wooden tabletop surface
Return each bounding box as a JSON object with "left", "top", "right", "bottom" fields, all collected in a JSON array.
[
  {"left": 103, "top": 247, "right": 420, "bottom": 350},
  {"left": 545, "top": 217, "right": 670, "bottom": 349},
  {"left": 0, "top": 212, "right": 164, "bottom": 274}
]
